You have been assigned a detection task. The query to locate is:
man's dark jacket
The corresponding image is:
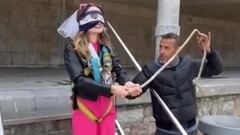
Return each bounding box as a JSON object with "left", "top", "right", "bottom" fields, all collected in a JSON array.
[{"left": 132, "top": 49, "right": 223, "bottom": 129}]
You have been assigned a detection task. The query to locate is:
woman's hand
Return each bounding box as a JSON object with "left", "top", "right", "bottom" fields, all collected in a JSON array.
[
  {"left": 124, "top": 81, "right": 142, "bottom": 97},
  {"left": 110, "top": 85, "right": 128, "bottom": 98}
]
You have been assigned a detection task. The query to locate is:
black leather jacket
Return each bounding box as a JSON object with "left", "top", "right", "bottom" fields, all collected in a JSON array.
[{"left": 64, "top": 42, "right": 129, "bottom": 105}]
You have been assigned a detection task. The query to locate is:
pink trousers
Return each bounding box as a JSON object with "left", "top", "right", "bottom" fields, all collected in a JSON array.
[{"left": 72, "top": 96, "right": 116, "bottom": 135}]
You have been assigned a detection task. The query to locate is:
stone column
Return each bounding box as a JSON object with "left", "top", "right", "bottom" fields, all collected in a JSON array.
[{"left": 155, "top": 0, "right": 180, "bottom": 59}]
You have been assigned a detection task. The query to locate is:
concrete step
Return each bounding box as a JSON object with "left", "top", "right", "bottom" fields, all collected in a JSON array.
[{"left": 0, "top": 86, "right": 72, "bottom": 126}]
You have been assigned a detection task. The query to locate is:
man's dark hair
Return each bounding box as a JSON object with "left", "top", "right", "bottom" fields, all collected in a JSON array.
[{"left": 161, "top": 33, "right": 180, "bottom": 46}]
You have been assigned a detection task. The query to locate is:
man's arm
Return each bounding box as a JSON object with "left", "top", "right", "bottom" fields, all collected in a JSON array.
[
  {"left": 194, "top": 32, "right": 223, "bottom": 77},
  {"left": 193, "top": 49, "right": 224, "bottom": 77},
  {"left": 126, "top": 64, "right": 153, "bottom": 99},
  {"left": 111, "top": 55, "right": 130, "bottom": 85}
]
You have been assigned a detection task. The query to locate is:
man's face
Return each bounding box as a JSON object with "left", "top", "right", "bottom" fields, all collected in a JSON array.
[{"left": 159, "top": 38, "right": 178, "bottom": 64}]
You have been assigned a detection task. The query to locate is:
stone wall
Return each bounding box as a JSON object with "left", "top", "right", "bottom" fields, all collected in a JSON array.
[
  {"left": 0, "top": 0, "right": 64, "bottom": 67},
  {"left": 115, "top": 94, "right": 240, "bottom": 135},
  {"left": 4, "top": 93, "right": 240, "bottom": 135},
  {"left": 4, "top": 120, "right": 71, "bottom": 135},
  {"left": 115, "top": 78, "right": 240, "bottom": 135},
  {"left": 180, "top": 15, "right": 240, "bottom": 68},
  {"left": 3, "top": 78, "right": 240, "bottom": 135},
  {"left": 1, "top": 0, "right": 240, "bottom": 67},
  {"left": 0, "top": 0, "right": 157, "bottom": 67}
]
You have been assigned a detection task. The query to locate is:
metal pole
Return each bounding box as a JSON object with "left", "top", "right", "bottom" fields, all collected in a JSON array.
[
  {"left": 115, "top": 120, "right": 125, "bottom": 135},
  {"left": 107, "top": 21, "right": 189, "bottom": 135},
  {"left": 107, "top": 22, "right": 142, "bottom": 71},
  {"left": 0, "top": 109, "right": 4, "bottom": 135}
]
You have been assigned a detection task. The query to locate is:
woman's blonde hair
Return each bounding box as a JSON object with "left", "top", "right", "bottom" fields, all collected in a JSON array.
[
  {"left": 73, "top": 4, "right": 112, "bottom": 60},
  {"left": 73, "top": 30, "right": 112, "bottom": 60}
]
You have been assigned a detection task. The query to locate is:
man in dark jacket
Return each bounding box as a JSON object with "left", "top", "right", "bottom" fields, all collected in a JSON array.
[{"left": 128, "top": 32, "right": 223, "bottom": 135}]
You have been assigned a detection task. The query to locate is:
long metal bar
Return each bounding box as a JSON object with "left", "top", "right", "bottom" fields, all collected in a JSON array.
[
  {"left": 107, "top": 22, "right": 142, "bottom": 71},
  {"left": 115, "top": 120, "right": 125, "bottom": 135}
]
